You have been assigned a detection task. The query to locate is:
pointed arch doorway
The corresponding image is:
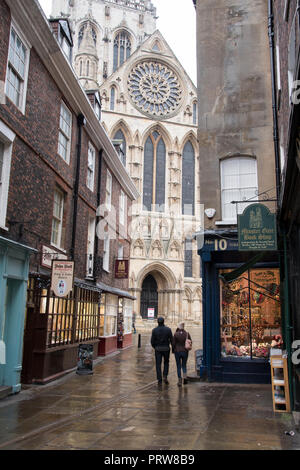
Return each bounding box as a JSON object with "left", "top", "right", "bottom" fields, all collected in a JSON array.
[{"left": 141, "top": 274, "right": 158, "bottom": 319}]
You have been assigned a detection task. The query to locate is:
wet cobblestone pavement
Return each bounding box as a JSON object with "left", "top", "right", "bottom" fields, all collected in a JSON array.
[{"left": 0, "top": 328, "right": 299, "bottom": 450}]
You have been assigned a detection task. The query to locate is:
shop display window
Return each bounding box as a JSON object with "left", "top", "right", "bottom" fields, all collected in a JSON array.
[
  {"left": 220, "top": 268, "right": 281, "bottom": 360},
  {"left": 123, "top": 298, "right": 133, "bottom": 334},
  {"left": 104, "top": 294, "right": 118, "bottom": 336}
]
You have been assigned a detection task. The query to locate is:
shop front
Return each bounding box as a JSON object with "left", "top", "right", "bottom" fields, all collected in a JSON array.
[
  {"left": 97, "top": 286, "right": 134, "bottom": 356},
  {"left": 199, "top": 231, "right": 281, "bottom": 384},
  {"left": 0, "top": 237, "right": 36, "bottom": 393},
  {"left": 22, "top": 275, "right": 135, "bottom": 383}
]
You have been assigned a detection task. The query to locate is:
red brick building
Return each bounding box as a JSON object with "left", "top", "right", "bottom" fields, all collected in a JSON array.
[{"left": 0, "top": 0, "right": 138, "bottom": 391}]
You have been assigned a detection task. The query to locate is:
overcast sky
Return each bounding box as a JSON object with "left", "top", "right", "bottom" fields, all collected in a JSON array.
[{"left": 38, "top": 0, "right": 197, "bottom": 84}]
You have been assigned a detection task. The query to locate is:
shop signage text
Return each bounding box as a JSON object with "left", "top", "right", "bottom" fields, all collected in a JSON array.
[
  {"left": 41, "top": 245, "right": 67, "bottom": 269},
  {"left": 115, "top": 259, "right": 129, "bottom": 279},
  {"left": 51, "top": 260, "right": 74, "bottom": 298},
  {"left": 238, "top": 203, "right": 277, "bottom": 251}
]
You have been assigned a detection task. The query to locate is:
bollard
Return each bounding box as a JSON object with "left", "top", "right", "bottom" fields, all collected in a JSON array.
[{"left": 138, "top": 334, "right": 141, "bottom": 348}]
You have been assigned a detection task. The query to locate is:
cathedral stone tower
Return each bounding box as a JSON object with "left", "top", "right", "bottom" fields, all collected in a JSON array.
[{"left": 51, "top": 0, "right": 202, "bottom": 333}]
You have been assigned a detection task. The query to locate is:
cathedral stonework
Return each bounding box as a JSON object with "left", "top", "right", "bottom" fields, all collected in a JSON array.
[
  {"left": 51, "top": 0, "right": 202, "bottom": 333},
  {"left": 127, "top": 61, "right": 182, "bottom": 118}
]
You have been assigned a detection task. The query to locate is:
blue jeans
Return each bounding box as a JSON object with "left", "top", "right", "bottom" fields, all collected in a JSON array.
[{"left": 175, "top": 351, "right": 188, "bottom": 379}]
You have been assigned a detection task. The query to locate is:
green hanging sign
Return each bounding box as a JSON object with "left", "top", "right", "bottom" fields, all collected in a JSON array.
[{"left": 238, "top": 203, "right": 277, "bottom": 251}]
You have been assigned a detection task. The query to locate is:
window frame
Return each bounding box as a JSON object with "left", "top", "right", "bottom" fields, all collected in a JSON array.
[
  {"left": 5, "top": 19, "right": 31, "bottom": 114},
  {"left": 119, "top": 190, "right": 126, "bottom": 226},
  {"left": 219, "top": 156, "right": 258, "bottom": 224},
  {"left": 105, "top": 169, "right": 112, "bottom": 211},
  {"left": 103, "top": 234, "right": 110, "bottom": 273},
  {"left": 0, "top": 120, "right": 16, "bottom": 230},
  {"left": 87, "top": 142, "right": 96, "bottom": 191},
  {"left": 86, "top": 215, "right": 96, "bottom": 278},
  {"left": 58, "top": 101, "right": 72, "bottom": 164},
  {"left": 51, "top": 187, "right": 65, "bottom": 250}
]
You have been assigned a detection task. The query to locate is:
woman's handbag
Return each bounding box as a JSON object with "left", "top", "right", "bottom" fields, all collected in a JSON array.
[{"left": 185, "top": 332, "right": 192, "bottom": 351}]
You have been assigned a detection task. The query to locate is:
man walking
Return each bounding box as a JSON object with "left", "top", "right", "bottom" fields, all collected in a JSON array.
[{"left": 151, "top": 317, "right": 173, "bottom": 386}]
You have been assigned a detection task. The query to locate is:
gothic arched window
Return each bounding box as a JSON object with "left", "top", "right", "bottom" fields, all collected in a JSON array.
[
  {"left": 110, "top": 86, "right": 116, "bottom": 111},
  {"left": 193, "top": 102, "right": 197, "bottom": 125},
  {"left": 113, "top": 31, "right": 131, "bottom": 72},
  {"left": 182, "top": 141, "right": 195, "bottom": 215},
  {"left": 143, "top": 131, "right": 166, "bottom": 212},
  {"left": 113, "top": 129, "right": 126, "bottom": 166}
]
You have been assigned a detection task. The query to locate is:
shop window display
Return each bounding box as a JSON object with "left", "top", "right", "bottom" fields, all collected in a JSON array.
[{"left": 220, "top": 268, "right": 281, "bottom": 360}]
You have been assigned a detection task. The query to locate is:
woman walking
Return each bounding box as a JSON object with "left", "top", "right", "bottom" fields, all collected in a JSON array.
[{"left": 172, "top": 322, "right": 192, "bottom": 386}]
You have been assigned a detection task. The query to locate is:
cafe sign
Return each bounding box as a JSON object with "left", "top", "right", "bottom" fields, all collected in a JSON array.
[
  {"left": 238, "top": 203, "right": 277, "bottom": 251},
  {"left": 51, "top": 260, "right": 74, "bottom": 297}
]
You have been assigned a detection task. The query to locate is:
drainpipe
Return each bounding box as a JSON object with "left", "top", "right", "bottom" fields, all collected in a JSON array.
[
  {"left": 94, "top": 148, "right": 103, "bottom": 277},
  {"left": 71, "top": 113, "right": 86, "bottom": 261},
  {"left": 268, "top": 0, "right": 281, "bottom": 206}
]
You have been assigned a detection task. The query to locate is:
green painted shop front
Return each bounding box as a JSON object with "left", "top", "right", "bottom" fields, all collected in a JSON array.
[{"left": 0, "top": 236, "right": 36, "bottom": 394}]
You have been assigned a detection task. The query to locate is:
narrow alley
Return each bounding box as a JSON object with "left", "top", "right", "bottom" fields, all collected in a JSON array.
[{"left": 0, "top": 328, "right": 299, "bottom": 451}]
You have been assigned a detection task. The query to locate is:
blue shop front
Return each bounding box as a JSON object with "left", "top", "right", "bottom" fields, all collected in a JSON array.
[
  {"left": 0, "top": 236, "right": 36, "bottom": 394},
  {"left": 198, "top": 230, "right": 281, "bottom": 384}
]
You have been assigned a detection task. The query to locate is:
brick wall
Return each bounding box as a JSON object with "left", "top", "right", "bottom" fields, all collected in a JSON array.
[
  {"left": 0, "top": 0, "right": 133, "bottom": 292},
  {"left": 273, "top": 0, "right": 298, "bottom": 162}
]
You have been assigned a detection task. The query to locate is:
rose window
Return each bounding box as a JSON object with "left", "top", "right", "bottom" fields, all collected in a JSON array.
[{"left": 128, "top": 61, "right": 182, "bottom": 117}]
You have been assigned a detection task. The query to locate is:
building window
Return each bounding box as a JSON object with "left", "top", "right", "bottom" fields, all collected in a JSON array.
[
  {"left": 51, "top": 187, "right": 65, "bottom": 249},
  {"left": 6, "top": 24, "right": 30, "bottom": 113},
  {"left": 86, "top": 216, "right": 96, "bottom": 278},
  {"left": 58, "top": 102, "right": 72, "bottom": 163},
  {"left": 193, "top": 102, "right": 197, "bottom": 125},
  {"left": 220, "top": 268, "right": 281, "bottom": 360},
  {"left": 110, "top": 87, "right": 116, "bottom": 111},
  {"left": 113, "top": 31, "right": 131, "bottom": 72},
  {"left": 95, "top": 100, "right": 101, "bottom": 120},
  {"left": 288, "top": 13, "right": 296, "bottom": 102},
  {"left": 118, "top": 244, "right": 124, "bottom": 260},
  {"left": 105, "top": 170, "right": 112, "bottom": 210},
  {"left": 86, "top": 60, "right": 90, "bottom": 77},
  {"left": 87, "top": 142, "right": 95, "bottom": 191},
  {"left": 79, "top": 60, "right": 83, "bottom": 76},
  {"left": 104, "top": 294, "right": 118, "bottom": 336},
  {"left": 0, "top": 121, "right": 15, "bottom": 229},
  {"left": 113, "top": 129, "right": 126, "bottom": 166},
  {"left": 220, "top": 157, "right": 258, "bottom": 223},
  {"left": 103, "top": 234, "right": 110, "bottom": 272},
  {"left": 119, "top": 190, "right": 126, "bottom": 226},
  {"left": 143, "top": 131, "right": 166, "bottom": 212},
  {"left": 182, "top": 141, "right": 195, "bottom": 216},
  {"left": 184, "top": 238, "right": 193, "bottom": 278}
]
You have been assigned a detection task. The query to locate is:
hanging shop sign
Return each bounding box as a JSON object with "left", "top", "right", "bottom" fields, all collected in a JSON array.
[
  {"left": 41, "top": 245, "right": 67, "bottom": 269},
  {"left": 238, "top": 203, "right": 277, "bottom": 251},
  {"left": 115, "top": 259, "right": 129, "bottom": 279},
  {"left": 51, "top": 260, "right": 74, "bottom": 298}
]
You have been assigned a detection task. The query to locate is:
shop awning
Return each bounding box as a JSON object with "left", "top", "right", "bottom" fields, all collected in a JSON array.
[
  {"left": 219, "top": 252, "right": 265, "bottom": 283},
  {"left": 96, "top": 281, "right": 136, "bottom": 300}
]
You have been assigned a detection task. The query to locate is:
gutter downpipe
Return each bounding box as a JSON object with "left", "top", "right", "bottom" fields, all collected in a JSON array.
[
  {"left": 71, "top": 113, "right": 86, "bottom": 261},
  {"left": 268, "top": 0, "right": 294, "bottom": 407}
]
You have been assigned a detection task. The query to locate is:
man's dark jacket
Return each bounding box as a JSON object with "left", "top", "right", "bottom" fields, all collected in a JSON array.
[{"left": 151, "top": 325, "right": 173, "bottom": 352}]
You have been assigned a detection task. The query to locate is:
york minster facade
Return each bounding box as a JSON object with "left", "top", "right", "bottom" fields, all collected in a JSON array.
[{"left": 51, "top": 0, "right": 202, "bottom": 329}]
